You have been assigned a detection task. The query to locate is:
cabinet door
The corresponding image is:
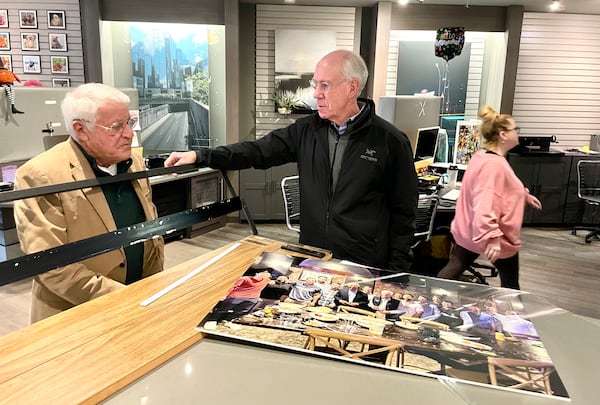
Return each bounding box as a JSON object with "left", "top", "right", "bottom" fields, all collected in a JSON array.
[
  {"left": 508, "top": 155, "right": 537, "bottom": 224},
  {"left": 564, "top": 156, "right": 584, "bottom": 224},
  {"left": 239, "top": 164, "right": 298, "bottom": 221},
  {"left": 239, "top": 168, "right": 270, "bottom": 220},
  {"left": 532, "top": 156, "right": 570, "bottom": 224},
  {"left": 509, "top": 154, "right": 569, "bottom": 225}
]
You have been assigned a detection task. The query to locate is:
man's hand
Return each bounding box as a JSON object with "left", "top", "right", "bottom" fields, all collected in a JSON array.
[{"left": 164, "top": 151, "right": 197, "bottom": 167}]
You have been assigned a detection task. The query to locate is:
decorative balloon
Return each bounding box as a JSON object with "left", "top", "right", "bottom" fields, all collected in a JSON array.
[
  {"left": 434, "top": 27, "right": 465, "bottom": 114},
  {"left": 435, "top": 27, "right": 465, "bottom": 62}
]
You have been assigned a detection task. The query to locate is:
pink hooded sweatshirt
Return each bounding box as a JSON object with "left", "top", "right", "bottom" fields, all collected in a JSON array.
[{"left": 451, "top": 151, "right": 529, "bottom": 258}]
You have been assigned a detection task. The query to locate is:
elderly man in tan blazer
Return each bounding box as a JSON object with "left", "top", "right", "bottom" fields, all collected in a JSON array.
[{"left": 14, "top": 83, "right": 164, "bottom": 323}]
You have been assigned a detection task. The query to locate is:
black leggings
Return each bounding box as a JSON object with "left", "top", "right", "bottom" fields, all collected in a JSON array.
[{"left": 436, "top": 244, "right": 520, "bottom": 290}]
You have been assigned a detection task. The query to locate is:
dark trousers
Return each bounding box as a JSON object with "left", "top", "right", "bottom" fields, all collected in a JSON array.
[
  {"left": 437, "top": 244, "right": 520, "bottom": 289},
  {"left": 206, "top": 297, "right": 259, "bottom": 322}
]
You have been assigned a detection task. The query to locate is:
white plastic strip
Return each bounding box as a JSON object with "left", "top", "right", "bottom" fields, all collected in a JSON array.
[{"left": 140, "top": 242, "right": 241, "bottom": 307}]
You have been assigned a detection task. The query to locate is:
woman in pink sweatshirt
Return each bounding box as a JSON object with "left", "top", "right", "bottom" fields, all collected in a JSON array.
[{"left": 437, "top": 106, "right": 542, "bottom": 289}]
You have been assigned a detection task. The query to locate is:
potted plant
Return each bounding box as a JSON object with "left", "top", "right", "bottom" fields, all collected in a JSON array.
[{"left": 271, "top": 90, "right": 306, "bottom": 114}]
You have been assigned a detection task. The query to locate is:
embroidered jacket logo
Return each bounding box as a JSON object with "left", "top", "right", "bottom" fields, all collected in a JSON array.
[{"left": 360, "top": 148, "right": 378, "bottom": 162}]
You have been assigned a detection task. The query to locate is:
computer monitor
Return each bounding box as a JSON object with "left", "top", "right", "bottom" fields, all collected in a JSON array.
[{"left": 414, "top": 126, "right": 440, "bottom": 161}]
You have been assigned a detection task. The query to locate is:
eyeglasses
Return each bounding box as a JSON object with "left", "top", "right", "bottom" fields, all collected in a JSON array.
[
  {"left": 309, "top": 78, "right": 349, "bottom": 93},
  {"left": 76, "top": 117, "right": 138, "bottom": 135},
  {"left": 505, "top": 126, "right": 521, "bottom": 133}
]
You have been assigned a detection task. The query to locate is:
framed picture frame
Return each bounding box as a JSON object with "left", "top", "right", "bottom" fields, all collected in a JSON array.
[
  {"left": 49, "top": 33, "right": 67, "bottom": 51},
  {"left": 52, "top": 78, "right": 70, "bottom": 88},
  {"left": 21, "top": 32, "right": 39, "bottom": 51},
  {"left": 50, "top": 56, "right": 69, "bottom": 74},
  {"left": 0, "top": 10, "right": 8, "bottom": 28},
  {"left": 0, "top": 32, "right": 9, "bottom": 50},
  {"left": 19, "top": 10, "right": 37, "bottom": 29},
  {"left": 0, "top": 54, "right": 12, "bottom": 71},
  {"left": 22, "top": 55, "right": 41, "bottom": 74},
  {"left": 453, "top": 120, "right": 482, "bottom": 165},
  {"left": 47, "top": 11, "right": 66, "bottom": 30}
]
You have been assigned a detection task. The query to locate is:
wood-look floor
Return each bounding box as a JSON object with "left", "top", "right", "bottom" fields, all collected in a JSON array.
[{"left": 1, "top": 223, "right": 598, "bottom": 336}]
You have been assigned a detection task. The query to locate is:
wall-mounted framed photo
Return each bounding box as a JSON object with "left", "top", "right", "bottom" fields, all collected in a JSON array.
[
  {"left": 0, "top": 54, "right": 12, "bottom": 71},
  {"left": 21, "top": 32, "right": 39, "bottom": 51},
  {"left": 49, "top": 33, "right": 67, "bottom": 51},
  {"left": 0, "top": 32, "right": 9, "bottom": 50},
  {"left": 52, "top": 78, "right": 70, "bottom": 88},
  {"left": 19, "top": 10, "right": 37, "bottom": 29},
  {"left": 47, "top": 11, "right": 65, "bottom": 30},
  {"left": 0, "top": 10, "right": 8, "bottom": 28},
  {"left": 22, "top": 55, "right": 41, "bottom": 74},
  {"left": 50, "top": 55, "right": 69, "bottom": 74}
]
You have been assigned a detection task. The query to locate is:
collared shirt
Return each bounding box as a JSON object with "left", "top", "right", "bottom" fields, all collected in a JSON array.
[
  {"left": 318, "top": 289, "right": 339, "bottom": 307},
  {"left": 377, "top": 297, "right": 390, "bottom": 311},
  {"left": 75, "top": 142, "right": 144, "bottom": 284},
  {"left": 348, "top": 289, "right": 358, "bottom": 303},
  {"left": 331, "top": 101, "right": 366, "bottom": 135},
  {"left": 328, "top": 102, "right": 366, "bottom": 192},
  {"left": 288, "top": 282, "right": 321, "bottom": 302}
]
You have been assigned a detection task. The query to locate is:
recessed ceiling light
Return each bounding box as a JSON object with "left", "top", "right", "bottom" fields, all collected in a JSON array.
[
  {"left": 398, "top": 0, "right": 409, "bottom": 5},
  {"left": 549, "top": 0, "right": 561, "bottom": 12}
]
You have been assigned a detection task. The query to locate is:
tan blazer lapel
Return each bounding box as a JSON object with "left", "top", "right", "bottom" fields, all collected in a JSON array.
[{"left": 67, "top": 142, "right": 117, "bottom": 231}]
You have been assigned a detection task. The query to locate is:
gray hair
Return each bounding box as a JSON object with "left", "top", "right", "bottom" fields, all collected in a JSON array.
[
  {"left": 339, "top": 50, "right": 368, "bottom": 93},
  {"left": 61, "top": 83, "right": 130, "bottom": 139}
]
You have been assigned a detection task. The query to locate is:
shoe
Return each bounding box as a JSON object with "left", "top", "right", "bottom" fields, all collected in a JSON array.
[
  {"left": 203, "top": 321, "right": 217, "bottom": 330},
  {"left": 223, "top": 321, "right": 241, "bottom": 330},
  {"left": 11, "top": 105, "right": 24, "bottom": 114}
]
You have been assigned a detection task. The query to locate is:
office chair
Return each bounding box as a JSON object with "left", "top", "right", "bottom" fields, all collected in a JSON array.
[
  {"left": 281, "top": 175, "right": 300, "bottom": 233},
  {"left": 412, "top": 194, "right": 439, "bottom": 248},
  {"left": 462, "top": 262, "right": 498, "bottom": 285},
  {"left": 571, "top": 160, "right": 600, "bottom": 244}
]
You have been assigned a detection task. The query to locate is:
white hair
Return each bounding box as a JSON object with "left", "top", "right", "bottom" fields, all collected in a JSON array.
[
  {"left": 61, "top": 83, "right": 130, "bottom": 139},
  {"left": 339, "top": 50, "right": 368, "bottom": 93}
]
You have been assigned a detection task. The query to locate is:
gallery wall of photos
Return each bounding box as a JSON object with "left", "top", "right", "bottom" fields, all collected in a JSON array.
[{"left": 0, "top": 1, "right": 84, "bottom": 88}]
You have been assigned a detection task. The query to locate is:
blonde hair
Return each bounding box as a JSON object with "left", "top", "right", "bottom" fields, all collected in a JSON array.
[{"left": 478, "top": 105, "right": 513, "bottom": 146}]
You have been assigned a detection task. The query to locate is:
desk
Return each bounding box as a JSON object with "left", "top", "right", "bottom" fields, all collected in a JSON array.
[{"left": 0, "top": 237, "right": 597, "bottom": 404}]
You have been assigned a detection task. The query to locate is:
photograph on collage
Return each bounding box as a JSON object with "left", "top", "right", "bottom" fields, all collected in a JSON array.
[{"left": 197, "top": 252, "right": 568, "bottom": 399}]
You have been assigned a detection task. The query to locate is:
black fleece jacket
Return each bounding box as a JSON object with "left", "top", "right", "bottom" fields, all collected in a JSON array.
[{"left": 195, "top": 98, "right": 418, "bottom": 272}]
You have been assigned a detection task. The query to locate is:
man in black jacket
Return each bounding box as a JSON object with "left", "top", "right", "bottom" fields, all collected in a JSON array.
[
  {"left": 335, "top": 282, "right": 370, "bottom": 310},
  {"left": 165, "top": 50, "right": 418, "bottom": 272}
]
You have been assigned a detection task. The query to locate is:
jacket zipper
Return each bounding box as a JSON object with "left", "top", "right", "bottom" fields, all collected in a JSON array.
[{"left": 325, "top": 133, "right": 341, "bottom": 244}]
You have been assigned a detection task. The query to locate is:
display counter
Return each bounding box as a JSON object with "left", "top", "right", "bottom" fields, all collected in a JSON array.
[{"left": 0, "top": 236, "right": 598, "bottom": 404}]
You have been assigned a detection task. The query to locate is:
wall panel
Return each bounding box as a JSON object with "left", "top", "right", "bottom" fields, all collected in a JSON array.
[
  {"left": 255, "top": 4, "right": 356, "bottom": 138},
  {"left": 512, "top": 13, "right": 600, "bottom": 149},
  {"left": 385, "top": 31, "right": 485, "bottom": 120}
]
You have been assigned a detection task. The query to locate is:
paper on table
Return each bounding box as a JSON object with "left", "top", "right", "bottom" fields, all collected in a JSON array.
[{"left": 441, "top": 188, "right": 460, "bottom": 201}]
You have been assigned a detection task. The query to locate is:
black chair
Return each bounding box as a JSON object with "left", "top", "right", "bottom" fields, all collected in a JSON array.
[
  {"left": 281, "top": 175, "right": 300, "bottom": 233},
  {"left": 413, "top": 194, "right": 440, "bottom": 245},
  {"left": 571, "top": 160, "right": 600, "bottom": 243},
  {"left": 462, "top": 262, "right": 498, "bottom": 285}
]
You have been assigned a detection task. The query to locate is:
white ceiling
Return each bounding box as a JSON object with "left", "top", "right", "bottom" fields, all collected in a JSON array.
[{"left": 240, "top": 0, "right": 600, "bottom": 15}]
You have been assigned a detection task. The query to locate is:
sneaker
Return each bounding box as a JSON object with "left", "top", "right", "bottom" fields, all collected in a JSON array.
[
  {"left": 223, "top": 321, "right": 242, "bottom": 330},
  {"left": 203, "top": 321, "right": 217, "bottom": 330}
]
